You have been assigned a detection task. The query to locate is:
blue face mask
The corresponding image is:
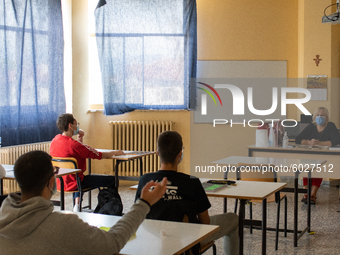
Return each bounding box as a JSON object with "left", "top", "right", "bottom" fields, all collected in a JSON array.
[
  {"left": 179, "top": 151, "right": 184, "bottom": 164},
  {"left": 73, "top": 124, "right": 79, "bottom": 136},
  {"left": 316, "top": 116, "right": 326, "bottom": 126}
]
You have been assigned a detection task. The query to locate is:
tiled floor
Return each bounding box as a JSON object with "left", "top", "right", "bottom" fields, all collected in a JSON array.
[{"left": 53, "top": 181, "right": 340, "bottom": 255}]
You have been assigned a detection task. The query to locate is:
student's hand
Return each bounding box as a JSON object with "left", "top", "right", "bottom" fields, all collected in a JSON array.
[
  {"left": 77, "top": 129, "right": 85, "bottom": 142},
  {"left": 113, "top": 150, "right": 125, "bottom": 156},
  {"left": 102, "top": 150, "right": 125, "bottom": 159},
  {"left": 140, "top": 177, "right": 167, "bottom": 206}
]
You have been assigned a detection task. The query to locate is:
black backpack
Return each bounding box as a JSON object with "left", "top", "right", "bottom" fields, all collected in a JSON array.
[{"left": 94, "top": 187, "right": 123, "bottom": 216}]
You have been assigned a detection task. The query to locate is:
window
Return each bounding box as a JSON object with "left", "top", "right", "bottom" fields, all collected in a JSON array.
[
  {"left": 88, "top": 0, "right": 103, "bottom": 108},
  {"left": 89, "top": 0, "right": 197, "bottom": 115}
]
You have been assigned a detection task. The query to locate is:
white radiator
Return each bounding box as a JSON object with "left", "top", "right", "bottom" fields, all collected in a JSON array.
[
  {"left": 0, "top": 141, "right": 51, "bottom": 194},
  {"left": 109, "top": 121, "right": 173, "bottom": 177}
]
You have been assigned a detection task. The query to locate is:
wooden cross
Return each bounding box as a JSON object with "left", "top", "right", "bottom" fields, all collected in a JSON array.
[{"left": 313, "top": 55, "right": 322, "bottom": 66}]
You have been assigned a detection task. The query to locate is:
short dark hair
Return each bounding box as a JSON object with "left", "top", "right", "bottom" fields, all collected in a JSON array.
[
  {"left": 157, "top": 131, "right": 183, "bottom": 164},
  {"left": 14, "top": 151, "right": 53, "bottom": 196},
  {"left": 57, "top": 113, "right": 75, "bottom": 132}
]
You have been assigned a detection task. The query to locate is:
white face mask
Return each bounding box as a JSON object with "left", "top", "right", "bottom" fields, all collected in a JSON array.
[{"left": 50, "top": 178, "right": 57, "bottom": 196}]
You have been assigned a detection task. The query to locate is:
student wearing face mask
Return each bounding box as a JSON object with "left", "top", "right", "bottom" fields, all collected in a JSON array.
[
  {"left": 295, "top": 107, "right": 340, "bottom": 204},
  {"left": 0, "top": 151, "right": 167, "bottom": 255},
  {"left": 50, "top": 113, "right": 125, "bottom": 212},
  {"left": 135, "top": 131, "right": 239, "bottom": 255}
]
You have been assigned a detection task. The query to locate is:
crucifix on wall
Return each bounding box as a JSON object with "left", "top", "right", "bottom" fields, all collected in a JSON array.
[{"left": 313, "top": 55, "right": 322, "bottom": 66}]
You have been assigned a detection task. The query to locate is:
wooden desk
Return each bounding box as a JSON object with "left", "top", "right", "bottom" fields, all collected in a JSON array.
[
  {"left": 1, "top": 165, "right": 81, "bottom": 210},
  {"left": 248, "top": 145, "right": 340, "bottom": 180},
  {"left": 205, "top": 180, "right": 286, "bottom": 255},
  {"left": 212, "top": 156, "right": 327, "bottom": 248},
  {"left": 90, "top": 150, "right": 156, "bottom": 189},
  {"left": 130, "top": 180, "right": 286, "bottom": 255},
  {"left": 61, "top": 211, "right": 219, "bottom": 255}
]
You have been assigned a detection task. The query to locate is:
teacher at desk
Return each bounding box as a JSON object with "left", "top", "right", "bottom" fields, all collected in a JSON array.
[{"left": 295, "top": 106, "right": 340, "bottom": 204}]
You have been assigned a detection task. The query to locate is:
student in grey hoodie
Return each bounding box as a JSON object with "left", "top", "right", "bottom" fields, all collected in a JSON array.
[{"left": 0, "top": 150, "right": 167, "bottom": 255}]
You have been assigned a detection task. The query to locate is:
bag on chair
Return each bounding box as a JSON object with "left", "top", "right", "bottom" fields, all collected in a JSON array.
[{"left": 94, "top": 187, "right": 123, "bottom": 216}]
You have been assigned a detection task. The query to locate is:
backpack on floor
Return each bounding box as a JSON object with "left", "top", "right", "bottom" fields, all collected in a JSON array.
[{"left": 94, "top": 187, "right": 123, "bottom": 216}]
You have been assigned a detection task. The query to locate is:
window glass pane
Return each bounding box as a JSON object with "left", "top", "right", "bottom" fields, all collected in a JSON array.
[
  {"left": 125, "top": 37, "right": 143, "bottom": 104},
  {"left": 89, "top": 35, "right": 103, "bottom": 104},
  {"left": 144, "top": 36, "right": 184, "bottom": 105},
  {"left": 104, "top": 37, "right": 124, "bottom": 104},
  {"left": 90, "top": 0, "right": 196, "bottom": 114},
  {"left": 101, "top": 0, "right": 183, "bottom": 34}
]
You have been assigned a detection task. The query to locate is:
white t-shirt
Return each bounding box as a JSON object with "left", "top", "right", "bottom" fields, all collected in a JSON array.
[{"left": 0, "top": 164, "right": 5, "bottom": 179}]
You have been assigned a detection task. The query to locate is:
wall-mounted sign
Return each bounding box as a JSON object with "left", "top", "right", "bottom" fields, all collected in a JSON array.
[{"left": 307, "top": 75, "right": 327, "bottom": 101}]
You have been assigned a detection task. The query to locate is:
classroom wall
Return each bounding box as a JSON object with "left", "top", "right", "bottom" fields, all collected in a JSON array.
[
  {"left": 299, "top": 0, "right": 332, "bottom": 123},
  {"left": 70, "top": 0, "right": 340, "bottom": 175},
  {"left": 191, "top": 0, "right": 298, "bottom": 173},
  {"left": 298, "top": 0, "right": 340, "bottom": 126},
  {"left": 330, "top": 18, "right": 340, "bottom": 125}
]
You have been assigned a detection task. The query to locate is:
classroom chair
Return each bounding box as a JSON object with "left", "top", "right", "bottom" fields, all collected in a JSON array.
[
  {"left": 0, "top": 193, "right": 21, "bottom": 207},
  {"left": 226, "top": 163, "right": 287, "bottom": 250},
  {"left": 182, "top": 241, "right": 216, "bottom": 255},
  {"left": 0, "top": 194, "right": 8, "bottom": 206},
  {"left": 199, "top": 241, "right": 216, "bottom": 255},
  {"left": 52, "top": 157, "right": 96, "bottom": 212},
  {"left": 156, "top": 201, "right": 216, "bottom": 255}
]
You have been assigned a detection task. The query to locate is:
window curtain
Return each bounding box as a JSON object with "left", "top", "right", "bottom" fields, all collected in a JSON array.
[
  {"left": 95, "top": 0, "right": 197, "bottom": 115},
  {"left": 0, "top": 0, "right": 65, "bottom": 146}
]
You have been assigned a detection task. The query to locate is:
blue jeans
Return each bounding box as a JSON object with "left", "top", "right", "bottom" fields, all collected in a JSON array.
[{"left": 73, "top": 174, "right": 115, "bottom": 201}]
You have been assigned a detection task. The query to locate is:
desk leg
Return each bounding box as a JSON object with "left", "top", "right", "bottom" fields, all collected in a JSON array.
[
  {"left": 307, "top": 171, "right": 311, "bottom": 232},
  {"left": 0, "top": 179, "right": 3, "bottom": 196},
  {"left": 223, "top": 198, "right": 227, "bottom": 213},
  {"left": 58, "top": 177, "right": 65, "bottom": 210},
  {"left": 115, "top": 160, "right": 122, "bottom": 189},
  {"left": 294, "top": 172, "right": 298, "bottom": 247},
  {"left": 88, "top": 158, "right": 92, "bottom": 209},
  {"left": 239, "top": 199, "right": 245, "bottom": 255},
  {"left": 139, "top": 158, "right": 143, "bottom": 177},
  {"left": 262, "top": 199, "right": 267, "bottom": 255}
]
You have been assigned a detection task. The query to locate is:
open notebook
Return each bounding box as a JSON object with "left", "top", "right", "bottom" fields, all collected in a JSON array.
[
  {"left": 201, "top": 182, "right": 228, "bottom": 192},
  {"left": 123, "top": 151, "right": 152, "bottom": 155},
  {"left": 295, "top": 145, "right": 329, "bottom": 150}
]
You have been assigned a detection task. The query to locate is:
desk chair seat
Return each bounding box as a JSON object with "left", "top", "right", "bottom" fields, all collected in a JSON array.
[
  {"left": 0, "top": 193, "right": 21, "bottom": 207},
  {"left": 52, "top": 157, "right": 97, "bottom": 212},
  {"left": 199, "top": 241, "right": 216, "bottom": 255},
  {"left": 250, "top": 192, "right": 286, "bottom": 204},
  {"left": 228, "top": 164, "right": 287, "bottom": 251},
  {"left": 183, "top": 241, "right": 216, "bottom": 255},
  {"left": 0, "top": 194, "right": 8, "bottom": 207}
]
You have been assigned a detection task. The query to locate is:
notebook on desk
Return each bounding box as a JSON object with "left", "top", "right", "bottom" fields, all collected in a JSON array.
[
  {"left": 295, "top": 145, "right": 329, "bottom": 150},
  {"left": 124, "top": 151, "right": 151, "bottom": 155},
  {"left": 202, "top": 182, "right": 227, "bottom": 192}
]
